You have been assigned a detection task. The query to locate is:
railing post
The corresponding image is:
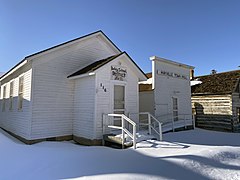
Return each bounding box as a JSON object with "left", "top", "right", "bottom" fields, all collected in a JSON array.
[
  {"left": 193, "top": 114, "right": 195, "bottom": 129},
  {"left": 137, "top": 113, "right": 140, "bottom": 132},
  {"left": 133, "top": 125, "right": 136, "bottom": 149},
  {"left": 148, "top": 113, "right": 151, "bottom": 135},
  {"left": 159, "top": 122, "right": 162, "bottom": 141},
  {"left": 184, "top": 115, "right": 186, "bottom": 129},
  {"left": 122, "top": 116, "right": 125, "bottom": 149},
  {"left": 172, "top": 115, "right": 175, "bottom": 132},
  {"left": 102, "top": 114, "right": 106, "bottom": 146}
]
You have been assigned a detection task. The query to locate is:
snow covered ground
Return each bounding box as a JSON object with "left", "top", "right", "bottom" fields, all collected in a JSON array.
[{"left": 0, "top": 128, "right": 240, "bottom": 180}]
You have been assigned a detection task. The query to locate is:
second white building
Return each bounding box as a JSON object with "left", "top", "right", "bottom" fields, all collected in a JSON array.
[{"left": 139, "top": 56, "right": 194, "bottom": 127}]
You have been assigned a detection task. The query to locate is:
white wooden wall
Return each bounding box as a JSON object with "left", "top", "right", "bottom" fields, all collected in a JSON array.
[
  {"left": 95, "top": 56, "right": 139, "bottom": 139},
  {"left": 0, "top": 64, "right": 32, "bottom": 139},
  {"left": 153, "top": 60, "right": 192, "bottom": 120},
  {"left": 30, "top": 36, "right": 116, "bottom": 139},
  {"left": 73, "top": 75, "right": 96, "bottom": 139}
]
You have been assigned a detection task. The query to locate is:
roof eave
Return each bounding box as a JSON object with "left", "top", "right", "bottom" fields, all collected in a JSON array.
[
  {"left": 68, "top": 72, "right": 95, "bottom": 80},
  {"left": 93, "top": 52, "right": 147, "bottom": 81},
  {"left": 123, "top": 53, "right": 148, "bottom": 81},
  {"left": 1, "top": 31, "right": 121, "bottom": 81},
  {"left": 150, "top": 56, "right": 195, "bottom": 69},
  {"left": 26, "top": 31, "right": 121, "bottom": 61},
  {"left": 192, "top": 92, "right": 233, "bottom": 96},
  {"left": 0, "top": 59, "right": 29, "bottom": 81}
]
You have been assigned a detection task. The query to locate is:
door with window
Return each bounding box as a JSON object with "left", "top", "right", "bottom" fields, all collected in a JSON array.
[
  {"left": 113, "top": 85, "right": 125, "bottom": 126},
  {"left": 172, "top": 97, "right": 178, "bottom": 121}
]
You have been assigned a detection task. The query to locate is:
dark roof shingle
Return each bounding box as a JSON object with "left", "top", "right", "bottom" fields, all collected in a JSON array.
[{"left": 191, "top": 70, "right": 240, "bottom": 95}]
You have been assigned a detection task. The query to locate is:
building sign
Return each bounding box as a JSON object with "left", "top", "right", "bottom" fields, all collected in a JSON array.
[
  {"left": 157, "top": 70, "right": 188, "bottom": 80},
  {"left": 111, "top": 66, "right": 127, "bottom": 81}
]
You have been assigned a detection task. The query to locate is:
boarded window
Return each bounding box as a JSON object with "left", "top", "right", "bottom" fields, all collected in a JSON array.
[
  {"left": 9, "top": 81, "right": 14, "bottom": 110},
  {"left": 18, "top": 76, "right": 24, "bottom": 110},
  {"left": 172, "top": 97, "right": 178, "bottom": 121},
  {"left": 2, "top": 86, "right": 6, "bottom": 112}
]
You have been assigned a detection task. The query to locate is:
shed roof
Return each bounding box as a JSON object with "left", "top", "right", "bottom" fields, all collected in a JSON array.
[{"left": 191, "top": 70, "right": 240, "bottom": 95}]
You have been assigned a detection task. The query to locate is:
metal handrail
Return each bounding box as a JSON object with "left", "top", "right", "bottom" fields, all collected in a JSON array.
[{"left": 105, "top": 114, "right": 136, "bottom": 149}]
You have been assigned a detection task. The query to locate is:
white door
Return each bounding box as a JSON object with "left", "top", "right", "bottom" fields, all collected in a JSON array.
[
  {"left": 113, "top": 85, "right": 125, "bottom": 126},
  {"left": 172, "top": 97, "right": 178, "bottom": 121}
]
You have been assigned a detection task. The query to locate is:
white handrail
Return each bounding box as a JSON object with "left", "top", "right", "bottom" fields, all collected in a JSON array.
[
  {"left": 156, "top": 113, "right": 194, "bottom": 132},
  {"left": 105, "top": 113, "right": 136, "bottom": 149},
  {"left": 138, "top": 112, "right": 163, "bottom": 141}
]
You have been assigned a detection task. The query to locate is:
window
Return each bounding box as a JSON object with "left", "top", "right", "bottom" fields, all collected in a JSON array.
[
  {"left": 18, "top": 76, "right": 24, "bottom": 110},
  {"left": 172, "top": 97, "right": 178, "bottom": 121},
  {"left": 9, "top": 81, "right": 14, "bottom": 111},
  {"left": 2, "top": 86, "right": 6, "bottom": 112},
  {"left": 113, "top": 85, "right": 125, "bottom": 126}
]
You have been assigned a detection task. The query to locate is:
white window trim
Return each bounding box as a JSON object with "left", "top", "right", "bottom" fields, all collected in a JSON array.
[
  {"left": 9, "top": 81, "right": 14, "bottom": 111},
  {"left": 2, "top": 85, "right": 6, "bottom": 112},
  {"left": 18, "top": 76, "right": 24, "bottom": 111}
]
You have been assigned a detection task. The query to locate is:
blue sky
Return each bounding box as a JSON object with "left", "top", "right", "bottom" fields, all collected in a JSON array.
[{"left": 1, "top": 0, "right": 240, "bottom": 76}]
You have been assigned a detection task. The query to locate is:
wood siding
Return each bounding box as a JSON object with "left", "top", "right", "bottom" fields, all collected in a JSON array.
[
  {"left": 191, "top": 95, "right": 233, "bottom": 131},
  {"left": 73, "top": 75, "right": 95, "bottom": 139},
  {"left": 0, "top": 64, "right": 32, "bottom": 139},
  {"left": 154, "top": 60, "right": 192, "bottom": 120},
  {"left": 232, "top": 92, "right": 240, "bottom": 131},
  {"left": 31, "top": 36, "right": 117, "bottom": 139}
]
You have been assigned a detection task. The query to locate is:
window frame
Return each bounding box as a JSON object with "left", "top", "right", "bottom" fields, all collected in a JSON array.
[
  {"left": 18, "top": 76, "right": 24, "bottom": 110},
  {"left": 2, "top": 85, "right": 6, "bottom": 112},
  {"left": 9, "top": 81, "right": 14, "bottom": 111}
]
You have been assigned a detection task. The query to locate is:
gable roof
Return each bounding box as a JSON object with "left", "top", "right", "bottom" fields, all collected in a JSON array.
[
  {"left": 191, "top": 70, "right": 240, "bottom": 95},
  {"left": 68, "top": 52, "right": 147, "bottom": 81},
  {"left": 1, "top": 30, "right": 121, "bottom": 81},
  {"left": 25, "top": 30, "right": 121, "bottom": 59},
  {"left": 67, "top": 53, "right": 123, "bottom": 78}
]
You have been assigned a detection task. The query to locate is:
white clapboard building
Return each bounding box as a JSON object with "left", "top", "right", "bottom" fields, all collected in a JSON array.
[
  {"left": 139, "top": 56, "right": 194, "bottom": 131},
  {"left": 0, "top": 31, "right": 147, "bottom": 145}
]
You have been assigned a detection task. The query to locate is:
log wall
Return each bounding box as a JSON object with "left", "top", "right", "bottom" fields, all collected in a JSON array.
[{"left": 191, "top": 95, "right": 234, "bottom": 132}]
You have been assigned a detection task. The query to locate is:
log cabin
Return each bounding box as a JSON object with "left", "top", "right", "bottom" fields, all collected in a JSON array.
[{"left": 191, "top": 70, "right": 240, "bottom": 132}]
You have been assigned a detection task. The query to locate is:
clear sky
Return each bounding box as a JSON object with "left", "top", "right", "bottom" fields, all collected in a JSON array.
[{"left": 1, "top": 0, "right": 240, "bottom": 76}]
